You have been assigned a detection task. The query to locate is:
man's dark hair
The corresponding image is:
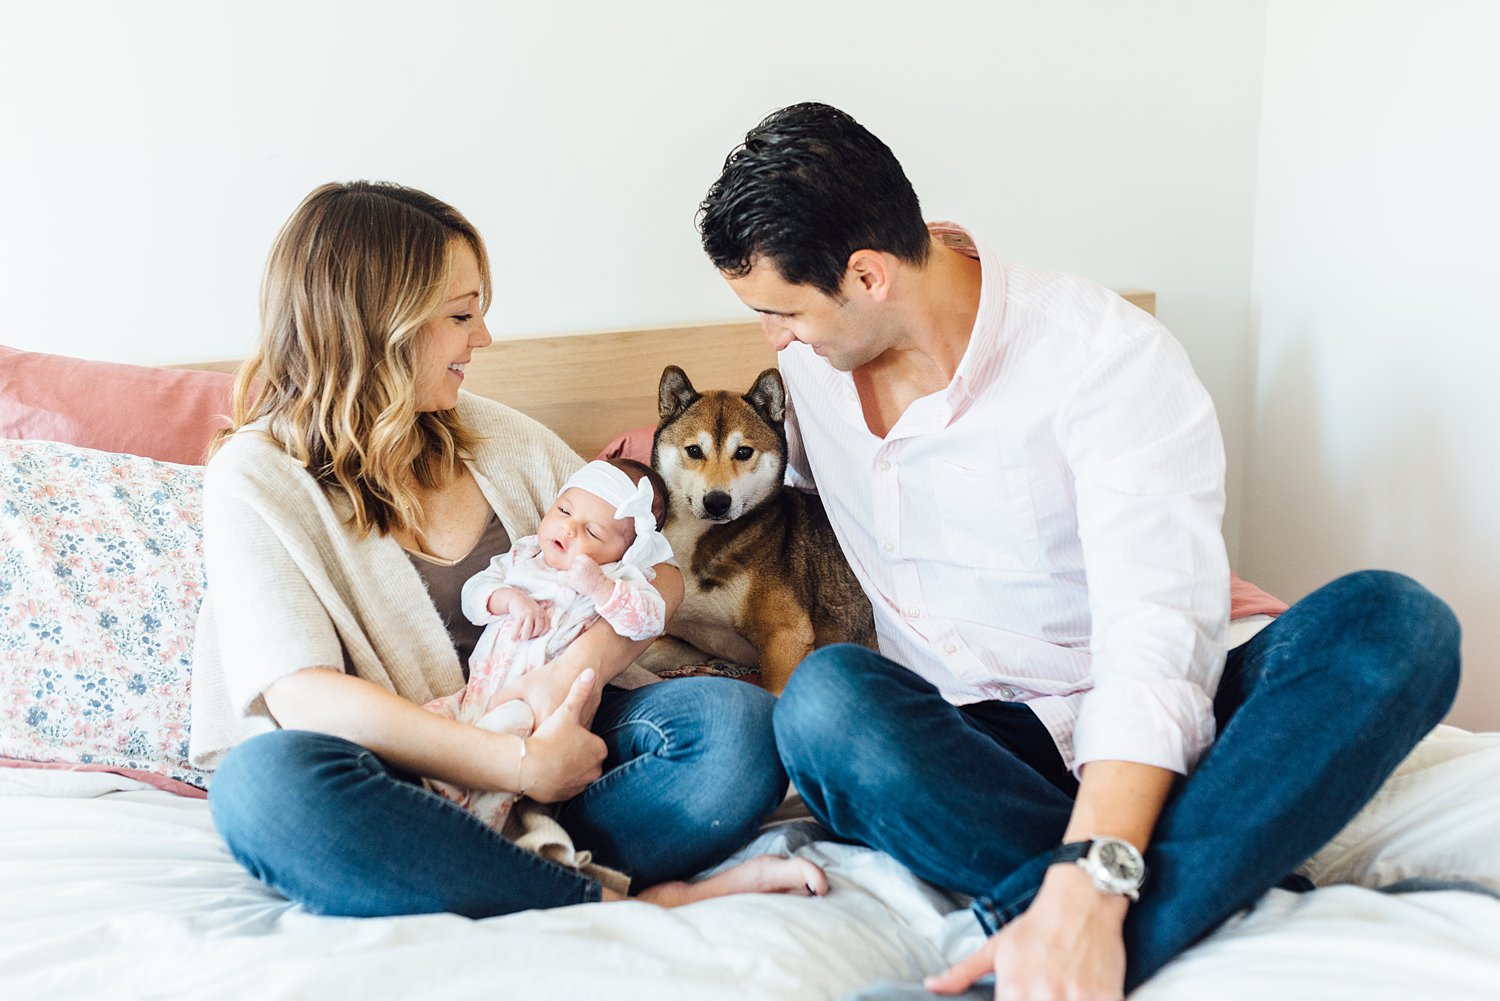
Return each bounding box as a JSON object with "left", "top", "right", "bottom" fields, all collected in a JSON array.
[{"left": 697, "top": 102, "right": 931, "bottom": 297}]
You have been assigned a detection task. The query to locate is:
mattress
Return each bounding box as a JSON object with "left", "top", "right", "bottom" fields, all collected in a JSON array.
[{"left": 3, "top": 725, "right": 1498, "bottom": 1001}]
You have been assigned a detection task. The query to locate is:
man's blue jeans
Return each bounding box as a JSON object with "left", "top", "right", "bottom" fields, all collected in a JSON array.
[
  {"left": 208, "top": 676, "right": 785, "bottom": 917},
  {"left": 774, "top": 570, "right": 1461, "bottom": 992}
]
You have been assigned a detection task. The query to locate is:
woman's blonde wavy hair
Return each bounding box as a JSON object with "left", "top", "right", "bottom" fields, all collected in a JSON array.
[{"left": 217, "top": 181, "right": 492, "bottom": 537}]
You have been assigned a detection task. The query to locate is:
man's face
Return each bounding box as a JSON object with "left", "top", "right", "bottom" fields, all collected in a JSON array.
[{"left": 724, "top": 259, "right": 882, "bottom": 372}]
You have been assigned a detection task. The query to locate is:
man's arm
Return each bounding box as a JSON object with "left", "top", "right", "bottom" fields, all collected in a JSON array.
[
  {"left": 927, "top": 761, "right": 1174, "bottom": 1000},
  {"left": 935, "top": 312, "right": 1228, "bottom": 1000}
]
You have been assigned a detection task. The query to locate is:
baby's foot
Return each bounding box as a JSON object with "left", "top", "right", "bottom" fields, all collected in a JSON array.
[
  {"left": 637, "top": 854, "right": 828, "bottom": 907},
  {"left": 476, "top": 699, "right": 536, "bottom": 735}
]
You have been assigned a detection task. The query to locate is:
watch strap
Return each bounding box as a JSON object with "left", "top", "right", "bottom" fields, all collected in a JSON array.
[{"left": 1049, "top": 840, "right": 1093, "bottom": 865}]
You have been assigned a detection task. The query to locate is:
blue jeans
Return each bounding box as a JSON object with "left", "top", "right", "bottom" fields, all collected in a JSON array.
[
  {"left": 775, "top": 570, "right": 1461, "bottom": 993},
  {"left": 208, "top": 676, "right": 785, "bottom": 917}
]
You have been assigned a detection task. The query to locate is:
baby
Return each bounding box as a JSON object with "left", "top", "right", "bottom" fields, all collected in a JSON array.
[{"left": 422, "top": 458, "right": 674, "bottom": 830}]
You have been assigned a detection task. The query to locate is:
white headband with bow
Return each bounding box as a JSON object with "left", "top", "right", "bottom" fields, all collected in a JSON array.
[{"left": 559, "top": 460, "right": 674, "bottom": 571}]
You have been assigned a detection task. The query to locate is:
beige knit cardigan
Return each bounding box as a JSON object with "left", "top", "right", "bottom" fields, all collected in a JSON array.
[{"left": 188, "top": 391, "right": 651, "bottom": 892}]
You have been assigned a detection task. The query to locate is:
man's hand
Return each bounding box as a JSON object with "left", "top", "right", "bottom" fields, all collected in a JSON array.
[
  {"left": 519, "top": 669, "right": 608, "bottom": 803},
  {"left": 926, "top": 864, "right": 1128, "bottom": 1001}
]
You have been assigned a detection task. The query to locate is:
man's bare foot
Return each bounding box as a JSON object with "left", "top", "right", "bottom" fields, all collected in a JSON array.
[{"left": 634, "top": 854, "right": 829, "bottom": 908}]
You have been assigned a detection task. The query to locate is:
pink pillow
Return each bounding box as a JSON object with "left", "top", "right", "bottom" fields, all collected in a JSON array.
[
  {"left": 1230, "top": 572, "right": 1289, "bottom": 619},
  {"left": 597, "top": 424, "right": 656, "bottom": 465},
  {"left": 0, "top": 345, "right": 234, "bottom": 465}
]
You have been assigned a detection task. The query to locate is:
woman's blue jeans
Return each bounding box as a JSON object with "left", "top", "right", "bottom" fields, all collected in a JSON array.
[
  {"left": 208, "top": 676, "right": 785, "bottom": 917},
  {"left": 774, "top": 570, "right": 1461, "bottom": 992}
]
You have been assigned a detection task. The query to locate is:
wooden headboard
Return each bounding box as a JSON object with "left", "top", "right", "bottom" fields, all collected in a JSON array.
[{"left": 182, "top": 290, "right": 1155, "bottom": 459}]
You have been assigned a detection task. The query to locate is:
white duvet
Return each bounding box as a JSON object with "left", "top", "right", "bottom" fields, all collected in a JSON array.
[{"left": 3, "top": 726, "right": 1499, "bottom": 1001}]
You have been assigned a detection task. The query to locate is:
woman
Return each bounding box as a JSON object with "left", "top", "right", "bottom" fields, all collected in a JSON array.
[{"left": 189, "top": 181, "right": 822, "bottom": 915}]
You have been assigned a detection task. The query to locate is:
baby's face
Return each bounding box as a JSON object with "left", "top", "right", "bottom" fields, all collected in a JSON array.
[{"left": 537, "top": 487, "right": 634, "bottom": 571}]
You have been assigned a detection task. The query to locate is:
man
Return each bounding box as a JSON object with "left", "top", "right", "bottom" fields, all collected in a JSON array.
[{"left": 696, "top": 102, "right": 1460, "bottom": 1000}]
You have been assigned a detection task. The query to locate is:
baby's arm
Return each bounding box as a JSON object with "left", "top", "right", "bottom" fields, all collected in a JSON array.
[
  {"left": 461, "top": 549, "right": 518, "bottom": 625},
  {"left": 463, "top": 541, "right": 550, "bottom": 639},
  {"left": 591, "top": 565, "right": 668, "bottom": 642},
  {"left": 564, "top": 555, "right": 618, "bottom": 608},
  {"left": 489, "top": 586, "right": 550, "bottom": 641}
]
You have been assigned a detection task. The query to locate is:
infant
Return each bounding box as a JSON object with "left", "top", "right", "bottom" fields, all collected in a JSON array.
[{"left": 422, "top": 458, "right": 673, "bottom": 830}]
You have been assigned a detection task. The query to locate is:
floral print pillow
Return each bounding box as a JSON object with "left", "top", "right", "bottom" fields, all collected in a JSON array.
[{"left": 0, "top": 440, "right": 208, "bottom": 792}]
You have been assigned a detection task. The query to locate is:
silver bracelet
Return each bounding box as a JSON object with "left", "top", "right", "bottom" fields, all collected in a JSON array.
[{"left": 516, "top": 735, "right": 528, "bottom": 797}]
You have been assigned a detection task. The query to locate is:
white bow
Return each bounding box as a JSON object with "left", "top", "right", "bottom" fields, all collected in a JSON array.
[{"left": 559, "top": 461, "right": 674, "bottom": 571}]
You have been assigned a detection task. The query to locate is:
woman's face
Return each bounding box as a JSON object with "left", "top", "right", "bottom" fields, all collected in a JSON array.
[{"left": 414, "top": 240, "right": 491, "bottom": 413}]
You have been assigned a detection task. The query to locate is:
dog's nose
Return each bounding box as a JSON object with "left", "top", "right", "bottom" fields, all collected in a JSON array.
[{"left": 703, "top": 491, "right": 732, "bottom": 519}]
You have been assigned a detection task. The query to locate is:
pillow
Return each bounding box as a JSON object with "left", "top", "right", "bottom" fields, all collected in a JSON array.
[
  {"left": 0, "top": 439, "right": 208, "bottom": 795},
  {"left": 597, "top": 424, "right": 655, "bottom": 465},
  {"left": 1299, "top": 725, "right": 1500, "bottom": 892},
  {"left": 0, "top": 345, "right": 234, "bottom": 465}
]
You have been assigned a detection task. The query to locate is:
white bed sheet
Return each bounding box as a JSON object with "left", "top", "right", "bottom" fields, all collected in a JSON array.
[{"left": 3, "top": 725, "right": 1499, "bottom": 1001}]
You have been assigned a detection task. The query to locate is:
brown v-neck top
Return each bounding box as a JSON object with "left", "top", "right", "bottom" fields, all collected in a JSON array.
[{"left": 404, "top": 510, "right": 511, "bottom": 675}]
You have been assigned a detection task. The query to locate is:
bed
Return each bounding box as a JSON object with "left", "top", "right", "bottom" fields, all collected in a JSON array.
[{"left": 3, "top": 302, "right": 1499, "bottom": 1001}]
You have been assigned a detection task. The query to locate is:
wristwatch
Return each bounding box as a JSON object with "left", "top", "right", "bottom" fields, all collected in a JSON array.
[{"left": 1050, "top": 837, "right": 1148, "bottom": 901}]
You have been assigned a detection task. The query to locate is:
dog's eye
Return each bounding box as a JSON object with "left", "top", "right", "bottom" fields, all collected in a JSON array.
[
  {"left": 685, "top": 445, "right": 704, "bottom": 460},
  {"left": 733, "top": 446, "right": 753, "bottom": 461}
]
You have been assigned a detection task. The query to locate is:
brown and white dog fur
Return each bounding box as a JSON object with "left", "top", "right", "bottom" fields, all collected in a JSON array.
[{"left": 644, "top": 365, "right": 875, "bottom": 694}]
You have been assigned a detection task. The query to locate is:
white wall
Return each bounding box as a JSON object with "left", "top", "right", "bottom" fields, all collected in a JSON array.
[
  {"left": 0, "top": 0, "right": 1267, "bottom": 558},
  {"left": 1244, "top": 0, "right": 1500, "bottom": 729},
  {"left": 12, "top": 3, "right": 1488, "bottom": 725}
]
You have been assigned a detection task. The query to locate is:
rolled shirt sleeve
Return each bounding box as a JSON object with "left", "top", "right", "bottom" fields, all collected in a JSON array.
[{"left": 1062, "top": 326, "right": 1230, "bottom": 776}]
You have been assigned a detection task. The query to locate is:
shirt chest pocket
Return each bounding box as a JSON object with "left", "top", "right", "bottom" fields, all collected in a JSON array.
[{"left": 932, "top": 462, "right": 1041, "bottom": 571}]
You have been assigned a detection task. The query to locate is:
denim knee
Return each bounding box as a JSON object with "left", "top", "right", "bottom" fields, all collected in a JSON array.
[
  {"left": 698, "top": 679, "right": 785, "bottom": 815},
  {"left": 208, "top": 730, "right": 368, "bottom": 872},
  {"left": 1317, "top": 570, "right": 1461, "bottom": 714},
  {"left": 777, "top": 645, "right": 866, "bottom": 745},
  {"left": 774, "top": 644, "right": 904, "bottom": 773}
]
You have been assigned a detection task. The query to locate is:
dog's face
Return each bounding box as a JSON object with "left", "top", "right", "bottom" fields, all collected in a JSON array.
[{"left": 652, "top": 366, "right": 788, "bottom": 523}]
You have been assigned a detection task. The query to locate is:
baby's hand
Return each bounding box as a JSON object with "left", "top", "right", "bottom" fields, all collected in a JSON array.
[
  {"left": 506, "top": 594, "right": 551, "bottom": 640},
  {"left": 565, "top": 555, "right": 607, "bottom": 597}
]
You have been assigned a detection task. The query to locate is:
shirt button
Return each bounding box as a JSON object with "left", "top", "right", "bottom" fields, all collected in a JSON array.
[
  {"left": 883, "top": 541, "right": 894, "bottom": 553},
  {"left": 908, "top": 607, "right": 920, "bottom": 618},
  {"left": 943, "top": 642, "right": 957, "bottom": 653},
  {"left": 879, "top": 460, "right": 891, "bottom": 471},
  {"left": 1001, "top": 687, "right": 1018, "bottom": 700}
]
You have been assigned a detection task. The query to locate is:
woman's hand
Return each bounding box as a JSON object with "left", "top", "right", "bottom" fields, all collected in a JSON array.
[
  {"left": 520, "top": 669, "right": 608, "bottom": 803},
  {"left": 488, "top": 657, "right": 595, "bottom": 729}
]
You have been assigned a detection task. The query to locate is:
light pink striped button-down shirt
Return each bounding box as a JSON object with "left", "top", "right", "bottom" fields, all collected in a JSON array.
[{"left": 780, "top": 223, "right": 1229, "bottom": 775}]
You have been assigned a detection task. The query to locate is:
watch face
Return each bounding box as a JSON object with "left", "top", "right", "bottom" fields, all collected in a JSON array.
[
  {"left": 1097, "top": 840, "right": 1145, "bottom": 880},
  {"left": 1090, "top": 838, "right": 1146, "bottom": 895}
]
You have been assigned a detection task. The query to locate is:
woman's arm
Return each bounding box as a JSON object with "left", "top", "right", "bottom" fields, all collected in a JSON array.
[
  {"left": 261, "top": 666, "right": 606, "bottom": 802},
  {"left": 502, "top": 563, "right": 684, "bottom": 725}
]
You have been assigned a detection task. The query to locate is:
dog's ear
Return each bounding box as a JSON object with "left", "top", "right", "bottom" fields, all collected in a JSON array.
[
  {"left": 658, "top": 366, "right": 699, "bottom": 422},
  {"left": 745, "top": 368, "right": 786, "bottom": 426}
]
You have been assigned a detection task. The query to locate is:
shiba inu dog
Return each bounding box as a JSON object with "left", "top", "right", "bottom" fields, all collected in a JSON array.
[{"left": 647, "top": 365, "right": 876, "bottom": 694}]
